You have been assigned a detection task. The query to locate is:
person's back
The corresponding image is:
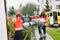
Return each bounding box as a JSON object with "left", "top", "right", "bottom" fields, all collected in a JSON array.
[
  {"left": 14, "top": 10, "right": 24, "bottom": 40},
  {"left": 15, "top": 17, "right": 23, "bottom": 31},
  {"left": 14, "top": 15, "right": 23, "bottom": 40}
]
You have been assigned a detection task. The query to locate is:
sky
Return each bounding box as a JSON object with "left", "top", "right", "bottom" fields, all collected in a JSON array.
[{"left": 7, "top": 0, "right": 38, "bottom": 11}]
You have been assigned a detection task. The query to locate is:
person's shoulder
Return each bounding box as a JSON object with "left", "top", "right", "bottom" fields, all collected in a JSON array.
[{"left": 16, "top": 17, "right": 20, "bottom": 19}]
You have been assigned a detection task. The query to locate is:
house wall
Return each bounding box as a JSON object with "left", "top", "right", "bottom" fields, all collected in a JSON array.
[{"left": 0, "top": 0, "right": 8, "bottom": 40}]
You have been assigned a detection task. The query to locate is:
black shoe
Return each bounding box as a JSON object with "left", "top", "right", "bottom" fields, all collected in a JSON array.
[
  {"left": 44, "top": 37, "right": 46, "bottom": 40},
  {"left": 43, "top": 34, "right": 46, "bottom": 38},
  {"left": 43, "top": 36, "right": 46, "bottom": 38},
  {"left": 39, "top": 37, "right": 43, "bottom": 40}
]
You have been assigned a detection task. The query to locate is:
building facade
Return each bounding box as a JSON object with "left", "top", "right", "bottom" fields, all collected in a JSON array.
[
  {"left": 37, "top": 0, "right": 46, "bottom": 14},
  {"left": 38, "top": 0, "right": 60, "bottom": 14},
  {"left": 49, "top": 0, "right": 60, "bottom": 11},
  {"left": 0, "top": 0, "right": 8, "bottom": 40}
]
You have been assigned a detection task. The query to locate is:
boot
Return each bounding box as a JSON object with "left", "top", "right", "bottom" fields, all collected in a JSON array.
[
  {"left": 40, "top": 34, "right": 43, "bottom": 37},
  {"left": 39, "top": 34, "right": 43, "bottom": 40},
  {"left": 43, "top": 34, "right": 46, "bottom": 38}
]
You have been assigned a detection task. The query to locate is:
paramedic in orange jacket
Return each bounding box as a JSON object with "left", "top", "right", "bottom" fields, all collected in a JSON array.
[{"left": 14, "top": 14, "right": 23, "bottom": 40}]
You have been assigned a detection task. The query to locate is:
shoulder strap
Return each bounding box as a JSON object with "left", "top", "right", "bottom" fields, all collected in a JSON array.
[{"left": 21, "top": 16, "right": 25, "bottom": 23}]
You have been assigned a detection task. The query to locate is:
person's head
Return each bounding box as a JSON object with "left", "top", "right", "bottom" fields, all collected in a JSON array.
[{"left": 16, "top": 9, "right": 23, "bottom": 16}]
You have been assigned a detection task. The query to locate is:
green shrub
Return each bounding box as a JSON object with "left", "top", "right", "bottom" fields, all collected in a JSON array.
[
  {"left": 8, "top": 20, "right": 31, "bottom": 40},
  {"left": 22, "top": 27, "right": 31, "bottom": 40},
  {"left": 8, "top": 20, "right": 14, "bottom": 40}
]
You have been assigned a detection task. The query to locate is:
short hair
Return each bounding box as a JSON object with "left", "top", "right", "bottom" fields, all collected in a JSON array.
[
  {"left": 16, "top": 9, "right": 23, "bottom": 16},
  {"left": 16, "top": 15, "right": 19, "bottom": 17}
]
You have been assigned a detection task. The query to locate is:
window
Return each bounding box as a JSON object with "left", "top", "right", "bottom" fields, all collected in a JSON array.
[
  {"left": 56, "top": 5, "right": 60, "bottom": 9},
  {"left": 53, "top": 12, "right": 57, "bottom": 17},
  {"left": 56, "top": 0, "right": 60, "bottom": 1},
  {"left": 50, "top": 6, "right": 52, "bottom": 10},
  {"left": 50, "top": 13, "right": 52, "bottom": 16},
  {"left": 58, "top": 12, "right": 60, "bottom": 16}
]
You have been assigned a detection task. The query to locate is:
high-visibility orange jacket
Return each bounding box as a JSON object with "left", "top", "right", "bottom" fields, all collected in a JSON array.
[{"left": 15, "top": 17, "right": 23, "bottom": 31}]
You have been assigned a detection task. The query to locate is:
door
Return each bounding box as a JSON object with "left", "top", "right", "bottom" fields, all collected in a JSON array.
[
  {"left": 49, "top": 12, "right": 54, "bottom": 25},
  {"left": 53, "top": 11, "right": 58, "bottom": 24},
  {"left": 57, "top": 12, "right": 60, "bottom": 24}
]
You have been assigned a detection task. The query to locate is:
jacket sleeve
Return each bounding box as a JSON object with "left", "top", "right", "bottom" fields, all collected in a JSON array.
[
  {"left": 45, "top": 16, "right": 48, "bottom": 22},
  {"left": 19, "top": 17, "right": 23, "bottom": 22},
  {"left": 21, "top": 16, "right": 25, "bottom": 23}
]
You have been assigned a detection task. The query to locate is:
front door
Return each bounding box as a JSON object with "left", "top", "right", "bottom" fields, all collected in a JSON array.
[
  {"left": 50, "top": 12, "right": 54, "bottom": 25},
  {"left": 53, "top": 11, "right": 58, "bottom": 24}
]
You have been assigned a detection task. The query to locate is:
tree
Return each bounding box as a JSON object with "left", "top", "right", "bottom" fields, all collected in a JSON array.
[
  {"left": 45, "top": 0, "right": 50, "bottom": 12},
  {"left": 8, "top": 6, "right": 16, "bottom": 17},
  {"left": 21, "top": 3, "right": 39, "bottom": 16}
]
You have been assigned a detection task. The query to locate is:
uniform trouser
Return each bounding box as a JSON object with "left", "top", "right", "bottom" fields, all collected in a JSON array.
[
  {"left": 38, "top": 26, "right": 46, "bottom": 34},
  {"left": 14, "top": 30, "right": 23, "bottom": 40}
]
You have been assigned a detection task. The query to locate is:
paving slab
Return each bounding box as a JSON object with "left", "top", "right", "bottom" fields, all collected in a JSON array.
[{"left": 34, "top": 29, "right": 53, "bottom": 40}]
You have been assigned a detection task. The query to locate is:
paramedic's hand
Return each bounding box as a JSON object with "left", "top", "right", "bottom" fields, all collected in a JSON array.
[
  {"left": 43, "top": 24, "right": 46, "bottom": 25},
  {"left": 44, "top": 22, "right": 47, "bottom": 26},
  {"left": 45, "top": 23, "right": 46, "bottom": 26},
  {"left": 43, "top": 22, "right": 46, "bottom": 26},
  {"left": 43, "top": 23, "right": 46, "bottom": 26}
]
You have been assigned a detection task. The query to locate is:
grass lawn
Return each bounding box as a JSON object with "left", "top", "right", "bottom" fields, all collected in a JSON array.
[{"left": 47, "top": 29, "right": 60, "bottom": 40}]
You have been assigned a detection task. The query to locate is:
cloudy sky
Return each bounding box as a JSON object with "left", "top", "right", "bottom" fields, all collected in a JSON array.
[{"left": 7, "top": 0, "right": 38, "bottom": 11}]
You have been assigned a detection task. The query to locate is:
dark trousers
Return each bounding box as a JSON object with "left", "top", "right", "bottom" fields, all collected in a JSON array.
[
  {"left": 38, "top": 26, "right": 46, "bottom": 34},
  {"left": 14, "top": 30, "right": 23, "bottom": 40}
]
